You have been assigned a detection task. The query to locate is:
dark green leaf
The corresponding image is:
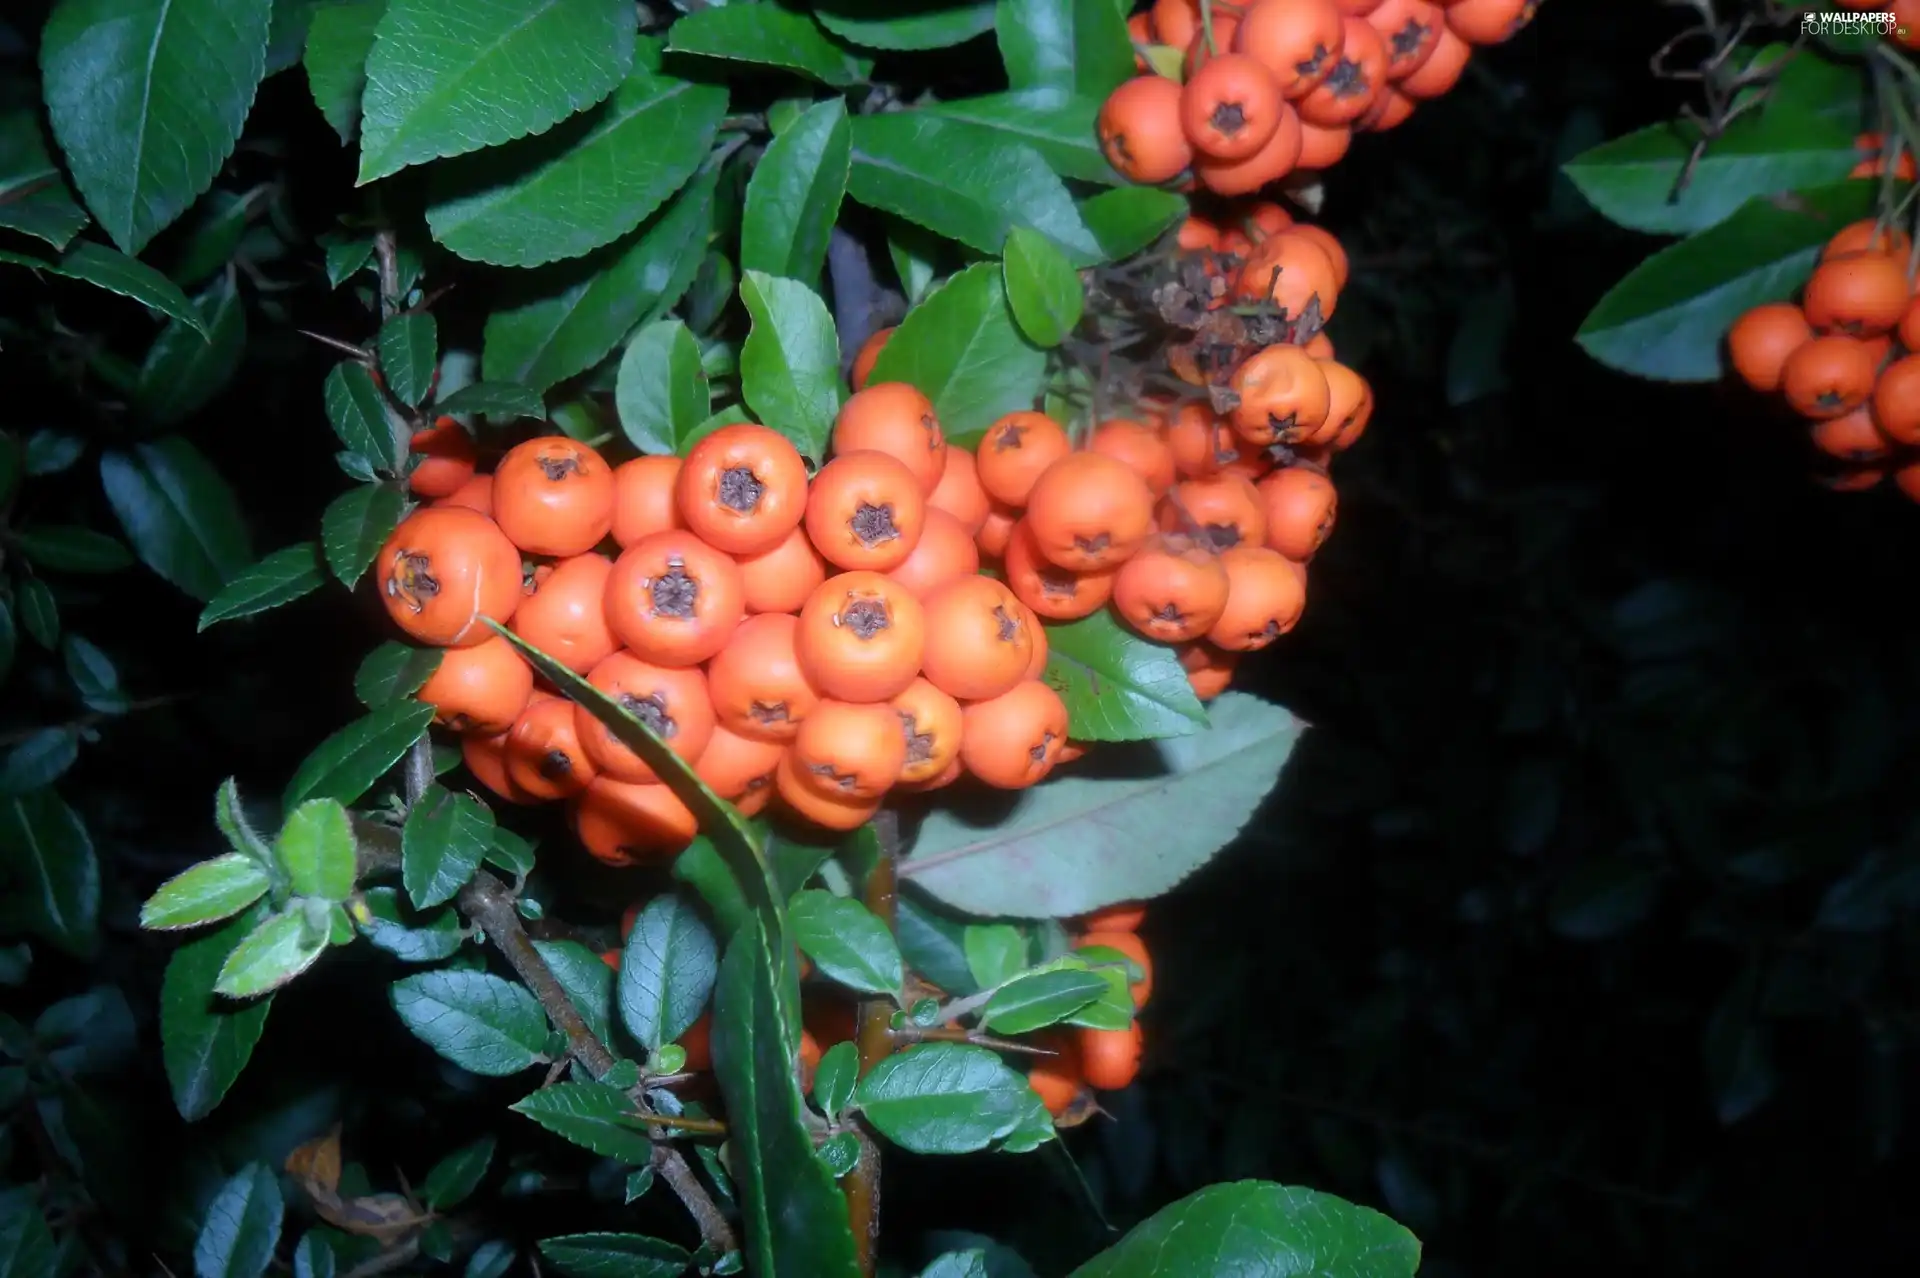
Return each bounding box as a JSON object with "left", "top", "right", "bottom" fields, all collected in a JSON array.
[
  {"left": 788, "top": 889, "right": 902, "bottom": 994},
  {"left": 100, "top": 437, "right": 252, "bottom": 601},
  {"left": 464, "top": 1241, "right": 515, "bottom": 1278},
  {"left": 426, "top": 68, "right": 726, "bottom": 269},
  {"left": 666, "top": 5, "right": 871, "bottom": 88},
  {"left": 996, "top": 0, "right": 1133, "bottom": 101},
  {"left": 618, "top": 893, "right": 719, "bottom": 1050},
  {"left": 320, "top": 231, "right": 374, "bottom": 286},
  {"left": 0, "top": 111, "right": 88, "bottom": 249},
  {"left": 303, "top": 0, "right": 382, "bottom": 142},
  {"left": 12, "top": 526, "right": 134, "bottom": 574},
  {"left": 817, "top": 1130, "right": 860, "bottom": 1178},
  {"left": 391, "top": 969, "right": 548, "bottom": 1076},
  {"left": 62, "top": 634, "right": 122, "bottom": 714},
  {"left": 164, "top": 189, "right": 261, "bottom": 287},
  {"left": 356, "top": 0, "right": 639, "bottom": 184},
  {"left": 403, "top": 784, "right": 496, "bottom": 909},
  {"left": 377, "top": 313, "right": 438, "bottom": 406},
  {"left": 848, "top": 113, "right": 1102, "bottom": 266},
  {"left": 0, "top": 240, "right": 205, "bottom": 332},
  {"left": 537, "top": 1233, "right": 692, "bottom": 1278},
  {"left": 161, "top": 910, "right": 273, "bottom": 1121},
  {"left": 1041, "top": 607, "right": 1207, "bottom": 740},
  {"left": 1548, "top": 858, "right": 1660, "bottom": 939},
  {"left": 320, "top": 483, "right": 407, "bottom": 589},
  {"left": 41, "top": 0, "right": 271, "bottom": 254},
  {"left": 854, "top": 1042, "right": 1030, "bottom": 1154},
  {"left": 533, "top": 939, "right": 617, "bottom": 1048},
  {"left": 711, "top": 919, "right": 863, "bottom": 1277},
  {"left": 33, "top": 984, "right": 135, "bottom": 1078},
  {"left": 1576, "top": 180, "right": 1880, "bottom": 382},
  {"left": 198, "top": 542, "right": 327, "bottom": 632},
  {"left": 1057, "top": 949, "right": 1132, "bottom": 1030},
  {"left": 192, "top": 1162, "right": 285, "bottom": 1278},
  {"left": 1067, "top": 1180, "right": 1421, "bottom": 1278},
  {"left": 921, "top": 1252, "right": 990, "bottom": 1278},
  {"left": 981, "top": 969, "right": 1106, "bottom": 1034},
  {"left": 0, "top": 1186, "right": 59, "bottom": 1278},
  {"left": 0, "top": 790, "right": 100, "bottom": 958},
  {"left": 896, "top": 893, "right": 979, "bottom": 995},
  {"left": 811, "top": 1040, "right": 858, "bottom": 1121},
  {"left": 276, "top": 799, "right": 357, "bottom": 903},
  {"left": 267, "top": 0, "right": 321, "bottom": 73},
  {"left": 615, "top": 320, "right": 710, "bottom": 454},
  {"left": 741, "top": 98, "right": 850, "bottom": 286},
  {"left": 421, "top": 1135, "right": 496, "bottom": 1211},
  {"left": 0, "top": 730, "right": 78, "bottom": 797},
  {"left": 923, "top": 93, "right": 1118, "bottom": 186},
  {"left": 483, "top": 167, "right": 716, "bottom": 392},
  {"left": 738, "top": 270, "right": 843, "bottom": 460},
  {"left": 436, "top": 381, "right": 546, "bottom": 423},
  {"left": 867, "top": 263, "right": 1046, "bottom": 442},
  {"left": 901, "top": 693, "right": 1302, "bottom": 917},
  {"left": 815, "top": 0, "right": 995, "bottom": 50},
  {"left": 140, "top": 854, "right": 272, "bottom": 931},
  {"left": 15, "top": 578, "right": 57, "bottom": 648},
  {"left": 963, "top": 924, "right": 1027, "bottom": 989},
  {"left": 509, "top": 1081, "right": 654, "bottom": 1162},
  {"left": 356, "top": 887, "right": 467, "bottom": 962},
  {"left": 215, "top": 908, "right": 328, "bottom": 998},
  {"left": 283, "top": 699, "right": 436, "bottom": 809},
  {"left": 1079, "top": 187, "right": 1187, "bottom": 261},
  {"left": 23, "top": 429, "right": 85, "bottom": 476},
  {"left": 1704, "top": 963, "right": 1776, "bottom": 1125},
  {"left": 324, "top": 361, "right": 406, "bottom": 473},
  {"left": 354, "top": 641, "right": 443, "bottom": 707},
  {"left": 1002, "top": 226, "right": 1084, "bottom": 347}
]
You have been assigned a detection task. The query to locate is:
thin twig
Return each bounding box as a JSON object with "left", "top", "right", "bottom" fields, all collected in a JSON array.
[
  {"left": 844, "top": 810, "right": 901, "bottom": 1277},
  {"left": 892, "top": 1026, "right": 1058, "bottom": 1057}
]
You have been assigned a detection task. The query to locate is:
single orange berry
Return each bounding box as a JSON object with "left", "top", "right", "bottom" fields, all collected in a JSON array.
[
  {"left": 1208, "top": 545, "right": 1308, "bottom": 651},
  {"left": 890, "top": 677, "right": 964, "bottom": 787},
  {"left": 377, "top": 507, "right": 525, "bottom": 648},
  {"left": 735, "top": 523, "right": 829, "bottom": 615},
  {"left": 463, "top": 728, "right": 535, "bottom": 804},
  {"left": 804, "top": 450, "right": 928, "bottom": 572},
  {"left": 575, "top": 651, "right": 717, "bottom": 785},
  {"left": 1090, "top": 419, "right": 1177, "bottom": 496},
  {"left": 1163, "top": 474, "right": 1269, "bottom": 551},
  {"left": 885, "top": 506, "right": 981, "bottom": 599},
  {"left": 705, "top": 612, "right": 820, "bottom": 743},
  {"left": 774, "top": 750, "right": 880, "bottom": 832},
  {"left": 693, "top": 725, "right": 785, "bottom": 805},
  {"left": 1178, "top": 640, "right": 1241, "bottom": 701},
  {"left": 504, "top": 695, "right": 599, "bottom": 800},
  {"left": 408, "top": 416, "right": 477, "bottom": 499},
  {"left": 1024, "top": 453, "right": 1157, "bottom": 571},
  {"left": 1258, "top": 466, "right": 1337, "bottom": 560},
  {"left": 570, "top": 777, "right": 699, "bottom": 866},
  {"left": 919, "top": 575, "right": 1036, "bottom": 702},
  {"left": 792, "top": 700, "right": 909, "bottom": 800},
  {"left": 417, "top": 634, "right": 534, "bottom": 735},
  {"left": 1003, "top": 518, "right": 1117, "bottom": 621},
  {"left": 611, "top": 455, "right": 685, "bottom": 548},
  {"left": 604, "top": 530, "right": 746, "bottom": 667},
  {"left": 795, "top": 571, "right": 927, "bottom": 703},
  {"left": 1781, "top": 334, "right": 1882, "bottom": 420},
  {"left": 1079, "top": 1023, "right": 1145, "bottom": 1091},
  {"left": 927, "top": 446, "right": 992, "bottom": 536},
  {"left": 1111, "top": 533, "right": 1232, "bottom": 642},
  {"left": 1871, "top": 352, "right": 1920, "bottom": 445},
  {"left": 833, "top": 383, "right": 947, "bottom": 495},
  {"left": 851, "top": 326, "right": 894, "bottom": 390},
  {"left": 958, "top": 680, "right": 1070, "bottom": 790},
  {"left": 511, "top": 551, "right": 617, "bottom": 674},
  {"left": 675, "top": 424, "right": 811, "bottom": 557},
  {"left": 976, "top": 502, "right": 1021, "bottom": 559},
  {"left": 975, "top": 411, "right": 1074, "bottom": 508},
  {"left": 1229, "top": 345, "right": 1332, "bottom": 444},
  {"left": 1098, "top": 75, "right": 1194, "bottom": 184},
  {"left": 491, "top": 436, "right": 616, "bottom": 557},
  {"left": 434, "top": 472, "right": 494, "bottom": 517}
]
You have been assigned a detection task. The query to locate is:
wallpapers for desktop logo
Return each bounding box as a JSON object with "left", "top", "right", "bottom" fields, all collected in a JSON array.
[{"left": 1800, "top": 10, "right": 1903, "bottom": 38}]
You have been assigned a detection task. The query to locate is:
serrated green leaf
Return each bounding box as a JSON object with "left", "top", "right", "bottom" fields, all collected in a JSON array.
[
  {"left": 134, "top": 274, "right": 245, "bottom": 428},
  {"left": 0, "top": 241, "right": 205, "bottom": 332},
  {"left": 0, "top": 111, "right": 89, "bottom": 249},
  {"left": 283, "top": 699, "right": 436, "bottom": 809},
  {"left": 866, "top": 263, "right": 1046, "bottom": 442},
  {"left": 377, "top": 313, "right": 438, "bottom": 406},
  {"left": 980, "top": 969, "right": 1106, "bottom": 1034},
  {"left": 421, "top": 1135, "right": 496, "bottom": 1211},
  {"left": 161, "top": 908, "right": 273, "bottom": 1121},
  {"left": 1040, "top": 607, "right": 1207, "bottom": 740},
  {"left": 320, "top": 483, "right": 407, "bottom": 589},
  {"left": 215, "top": 909, "right": 328, "bottom": 998},
  {"left": 615, "top": 320, "right": 710, "bottom": 454},
  {"left": 320, "top": 231, "right": 374, "bottom": 286},
  {"left": 100, "top": 437, "right": 251, "bottom": 602},
  {"left": 1002, "top": 226, "right": 1084, "bottom": 347},
  {"left": 276, "top": 799, "right": 357, "bottom": 902},
  {"left": 0, "top": 789, "right": 100, "bottom": 958},
  {"left": 854, "top": 1042, "right": 1030, "bottom": 1153},
  {"left": 923, "top": 92, "right": 1119, "bottom": 186},
  {"left": 788, "top": 890, "right": 901, "bottom": 994},
  {"left": 354, "top": 641, "right": 443, "bottom": 707},
  {"left": 391, "top": 969, "right": 548, "bottom": 1075},
  {"left": 303, "top": 0, "right": 382, "bottom": 142},
  {"left": 509, "top": 1081, "right": 654, "bottom": 1161},
  {"left": 618, "top": 893, "right": 718, "bottom": 1050},
  {"left": 324, "top": 361, "right": 406, "bottom": 473},
  {"left": 402, "top": 784, "right": 495, "bottom": 909},
  {"left": 738, "top": 270, "right": 842, "bottom": 460},
  {"left": 537, "top": 1233, "right": 691, "bottom": 1278},
  {"left": 533, "top": 939, "right": 617, "bottom": 1049},
  {"left": 666, "top": 5, "right": 871, "bottom": 88},
  {"left": 163, "top": 188, "right": 260, "bottom": 288},
  {"left": 140, "top": 854, "right": 272, "bottom": 931},
  {"left": 741, "top": 98, "right": 850, "bottom": 286},
  {"left": 355, "top": 886, "right": 467, "bottom": 962},
  {"left": 62, "top": 633, "right": 122, "bottom": 714},
  {"left": 12, "top": 526, "right": 134, "bottom": 574},
  {"left": 192, "top": 1162, "right": 285, "bottom": 1278},
  {"left": 198, "top": 542, "right": 327, "bottom": 632},
  {"left": 435, "top": 381, "right": 546, "bottom": 423},
  {"left": 811, "top": 1039, "right": 858, "bottom": 1121}
]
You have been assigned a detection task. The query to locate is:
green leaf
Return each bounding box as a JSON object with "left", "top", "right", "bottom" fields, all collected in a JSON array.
[
  {"left": 135, "top": 273, "right": 245, "bottom": 427},
  {"left": 980, "top": 969, "right": 1106, "bottom": 1034},
  {"left": 140, "top": 853, "right": 272, "bottom": 931},
  {"left": 1548, "top": 857, "right": 1660, "bottom": 940},
  {"left": 402, "top": 784, "right": 496, "bottom": 909},
  {"left": 1002, "top": 227, "right": 1083, "bottom": 347},
  {"left": 814, "top": 0, "right": 994, "bottom": 50},
  {"left": 963, "top": 923, "right": 1027, "bottom": 989},
  {"left": 23, "top": 429, "right": 86, "bottom": 478},
  {"left": 198, "top": 542, "right": 327, "bottom": 632},
  {"left": 321, "top": 231, "right": 374, "bottom": 286},
  {"left": 283, "top": 699, "right": 436, "bottom": 809},
  {"left": 100, "top": 437, "right": 251, "bottom": 601},
  {"left": 0, "top": 730, "right": 78, "bottom": 797},
  {"left": 901, "top": 692, "right": 1303, "bottom": 917},
  {"left": 63, "top": 634, "right": 122, "bottom": 714},
  {"left": 923, "top": 93, "right": 1119, "bottom": 186},
  {"left": 848, "top": 112, "right": 1102, "bottom": 266},
  {"left": 1079, "top": 187, "right": 1187, "bottom": 261},
  {"left": 1576, "top": 180, "right": 1881, "bottom": 382},
  {"left": 0, "top": 111, "right": 89, "bottom": 249},
  {"left": 1068, "top": 1181, "right": 1421, "bottom": 1278},
  {"left": 215, "top": 908, "right": 328, "bottom": 998},
  {"left": 427, "top": 67, "right": 726, "bottom": 269},
  {"left": 164, "top": 188, "right": 259, "bottom": 288},
  {"left": 618, "top": 893, "right": 718, "bottom": 1050},
  {"left": 276, "top": 799, "right": 357, "bottom": 903},
  {"left": 377, "top": 313, "right": 438, "bottom": 407},
  {"left": 355, "top": 886, "right": 467, "bottom": 962},
  {"left": 1041, "top": 607, "right": 1208, "bottom": 740},
  {"left": 161, "top": 909, "right": 273, "bottom": 1121},
  {"left": 41, "top": 0, "right": 271, "bottom": 254},
  {"left": 996, "top": 0, "right": 1134, "bottom": 101},
  {"left": 15, "top": 578, "right": 57, "bottom": 648},
  {"left": 483, "top": 166, "right": 716, "bottom": 392},
  {"left": 354, "top": 642, "right": 443, "bottom": 707},
  {"left": 738, "top": 270, "right": 843, "bottom": 460},
  {"left": 537, "top": 1233, "right": 692, "bottom": 1278},
  {"left": 436, "top": 380, "right": 546, "bottom": 422},
  {"left": 921, "top": 1252, "right": 991, "bottom": 1278},
  {"left": 509, "top": 1081, "right": 654, "bottom": 1162},
  {"left": 665, "top": 5, "right": 871, "bottom": 88},
  {"left": 866, "top": 263, "right": 1046, "bottom": 442},
  {"left": 465, "top": 1242, "right": 514, "bottom": 1278},
  {"left": 320, "top": 483, "right": 406, "bottom": 589},
  {"left": 356, "top": 0, "right": 639, "bottom": 184},
  {"left": 711, "top": 918, "right": 863, "bottom": 1277},
  {"left": 0, "top": 1186, "right": 59, "bottom": 1278},
  {"left": 615, "top": 320, "right": 710, "bottom": 454},
  {"left": 0, "top": 790, "right": 100, "bottom": 958},
  {"left": 303, "top": 0, "right": 382, "bottom": 142},
  {"left": 811, "top": 1040, "right": 858, "bottom": 1121},
  {"left": 0, "top": 240, "right": 205, "bottom": 332},
  {"left": 741, "top": 98, "right": 850, "bottom": 286},
  {"left": 267, "top": 0, "right": 322, "bottom": 74},
  {"left": 214, "top": 776, "right": 273, "bottom": 863},
  {"left": 854, "top": 1042, "right": 1030, "bottom": 1154},
  {"left": 421, "top": 1135, "right": 496, "bottom": 1211},
  {"left": 193, "top": 1162, "right": 285, "bottom": 1278},
  {"left": 1057, "top": 949, "right": 1133, "bottom": 1030},
  {"left": 897, "top": 893, "right": 979, "bottom": 995},
  {"left": 11, "top": 526, "right": 134, "bottom": 574},
  {"left": 788, "top": 889, "right": 902, "bottom": 995},
  {"left": 533, "top": 939, "right": 617, "bottom": 1048},
  {"left": 324, "top": 361, "right": 406, "bottom": 473},
  {"left": 391, "top": 969, "right": 548, "bottom": 1076}
]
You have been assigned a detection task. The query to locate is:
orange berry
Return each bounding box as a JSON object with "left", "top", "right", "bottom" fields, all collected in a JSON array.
[
  {"left": 1369, "top": 0, "right": 1443, "bottom": 80},
  {"left": 1078, "top": 901, "right": 1147, "bottom": 933},
  {"left": 919, "top": 575, "right": 1036, "bottom": 702},
  {"left": 462, "top": 728, "right": 535, "bottom": 804},
  {"left": 1099, "top": 75, "right": 1194, "bottom": 184},
  {"left": 1823, "top": 219, "right": 1911, "bottom": 261},
  {"left": 1781, "top": 334, "right": 1882, "bottom": 420},
  {"left": 976, "top": 411, "right": 1074, "bottom": 508},
  {"left": 504, "top": 695, "right": 599, "bottom": 800},
  {"left": 1303, "top": 332, "right": 1336, "bottom": 360},
  {"left": 1003, "top": 518, "right": 1117, "bottom": 621},
  {"left": 1178, "top": 640, "right": 1241, "bottom": 701},
  {"left": 1024, "top": 453, "right": 1157, "bottom": 571},
  {"left": 1163, "top": 474, "right": 1268, "bottom": 550},
  {"left": 705, "top": 612, "right": 820, "bottom": 743},
  {"left": 1208, "top": 545, "right": 1307, "bottom": 651},
  {"left": 927, "top": 446, "right": 992, "bottom": 536},
  {"left": 610, "top": 455, "right": 685, "bottom": 548},
  {"left": 1399, "top": 20, "right": 1469, "bottom": 97},
  {"left": 1166, "top": 403, "right": 1241, "bottom": 478},
  {"left": 1090, "top": 418, "right": 1177, "bottom": 496},
  {"left": 575, "top": 652, "right": 716, "bottom": 785},
  {"left": 1076, "top": 930, "right": 1154, "bottom": 1008},
  {"left": 434, "top": 472, "right": 494, "bottom": 517},
  {"left": 1444, "top": 0, "right": 1540, "bottom": 45},
  {"left": 1234, "top": 230, "right": 1340, "bottom": 321},
  {"left": 1193, "top": 99, "right": 1304, "bottom": 195},
  {"left": 1802, "top": 253, "right": 1911, "bottom": 337},
  {"left": 1311, "top": 360, "right": 1372, "bottom": 447},
  {"left": 1809, "top": 405, "right": 1892, "bottom": 462},
  {"left": 1298, "top": 15, "right": 1385, "bottom": 127},
  {"left": 804, "top": 450, "right": 928, "bottom": 572},
  {"left": 1229, "top": 345, "right": 1332, "bottom": 444},
  {"left": 1235, "top": 0, "right": 1346, "bottom": 98},
  {"left": 1258, "top": 466, "right": 1337, "bottom": 559},
  {"left": 491, "top": 436, "right": 616, "bottom": 557},
  {"left": 1177, "top": 215, "right": 1224, "bottom": 252},
  {"left": 832, "top": 382, "right": 947, "bottom": 494},
  {"left": 604, "top": 530, "right": 746, "bottom": 667},
  {"left": 570, "top": 777, "right": 698, "bottom": 866},
  {"left": 511, "top": 551, "right": 617, "bottom": 674},
  {"left": 851, "top": 326, "right": 893, "bottom": 390},
  {"left": 1152, "top": 0, "right": 1202, "bottom": 48},
  {"left": 890, "top": 677, "right": 964, "bottom": 787},
  {"left": 415, "top": 634, "right": 533, "bottom": 736},
  {"left": 408, "top": 417, "right": 477, "bottom": 499},
  {"left": 774, "top": 751, "right": 880, "bottom": 832},
  {"left": 958, "top": 680, "right": 1070, "bottom": 790},
  {"left": 1078, "top": 1023, "right": 1144, "bottom": 1091},
  {"left": 692, "top": 724, "right": 785, "bottom": 804},
  {"left": 675, "top": 424, "right": 811, "bottom": 556},
  {"left": 792, "top": 700, "right": 908, "bottom": 800},
  {"left": 1182, "top": 53, "right": 1287, "bottom": 160},
  {"left": 734, "top": 522, "right": 830, "bottom": 615},
  {"left": 1286, "top": 223, "right": 1350, "bottom": 292},
  {"left": 1295, "top": 118, "right": 1352, "bottom": 169},
  {"left": 1111, "top": 534, "right": 1231, "bottom": 642},
  {"left": 885, "top": 506, "right": 981, "bottom": 599},
  {"left": 1871, "top": 353, "right": 1920, "bottom": 444},
  {"left": 795, "top": 571, "right": 927, "bottom": 703},
  {"left": 976, "top": 502, "right": 1021, "bottom": 559},
  {"left": 376, "top": 506, "right": 525, "bottom": 648},
  {"left": 1026, "top": 1034, "right": 1086, "bottom": 1117},
  {"left": 1726, "top": 304, "right": 1814, "bottom": 394}
]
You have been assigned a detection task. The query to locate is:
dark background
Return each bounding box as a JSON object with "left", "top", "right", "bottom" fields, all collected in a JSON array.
[{"left": 4, "top": 3, "right": 1918, "bottom": 1276}]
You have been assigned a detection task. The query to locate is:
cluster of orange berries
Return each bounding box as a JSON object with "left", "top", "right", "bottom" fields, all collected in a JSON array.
[
  {"left": 1725, "top": 216, "right": 1920, "bottom": 499},
  {"left": 1098, "top": 0, "right": 1538, "bottom": 195}
]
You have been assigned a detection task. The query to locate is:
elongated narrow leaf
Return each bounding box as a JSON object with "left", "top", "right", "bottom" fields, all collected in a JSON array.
[
  {"left": 282, "top": 699, "right": 436, "bottom": 809},
  {"left": 741, "top": 98, "right": 850, "bottom": 285},
  {"left": 100, "top": 438, "right": 252, "bottom": 602},
  {"left": 41, "top": 0, "right": 272, "bottom": 254},
  {"left": 0, "top": 730, "right": 77, "bottom": 796},
  {"left": 866, "top": 263, "right": 1046, "bottom": 442},
  {"left": 618, "top": 893, "right": 718, "bottom": 1050},
  {"left": 1042, "top": 608, "right": 1208, "bottom": 740},
  {"left": 356, "top": 0, "right": 639, "bottom": 184},
  {"left": 324, "top": 362, "right": 406, "bottom": 473},
  {"left": 665, "top": 5, "right": 871, "bottom": 88},
  {"left": 980, "top": 969, "right": 1106, "bottom": 1034},
  {"left": 198, "top": 543, "right": 327, "bottom": 632},
  {"left": 815, "top": 0, "right": 996, "bottom": 51},
  {"left": 0, "top": 789, "right": 100, "bottom": 958},
  {"left": 11, "top": 526, "right": 133, "bottom": 574},
  {"left": 738, "top": 270, "right": 842, "bottom": 459},
  {"left": 923, "top": 92, "right": 1119, "bottom": 186},
  {"left": 0, "top": 241, "right": 204, "bottom": 332},
  {"left": 900, "top": 693, "right": 1302, "bottom": 917},
  {"left": 193, "top": 1162, "right": 285, "bottom": 1278},
  {"left": 421, "top": 1135, "right": 496, "bottom": 1211},
  {"left": 390, "top": 970, "right": 548, "bottom": 1076},
  {"left": 537, "top": 1233, "right": 691, "bottom": 1278},
  {"left": 141, "top": 854, "right": 272, "bottom": 931},
  {"left": 161, "top": 909, "right": 273, "bottom": 1121}
]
